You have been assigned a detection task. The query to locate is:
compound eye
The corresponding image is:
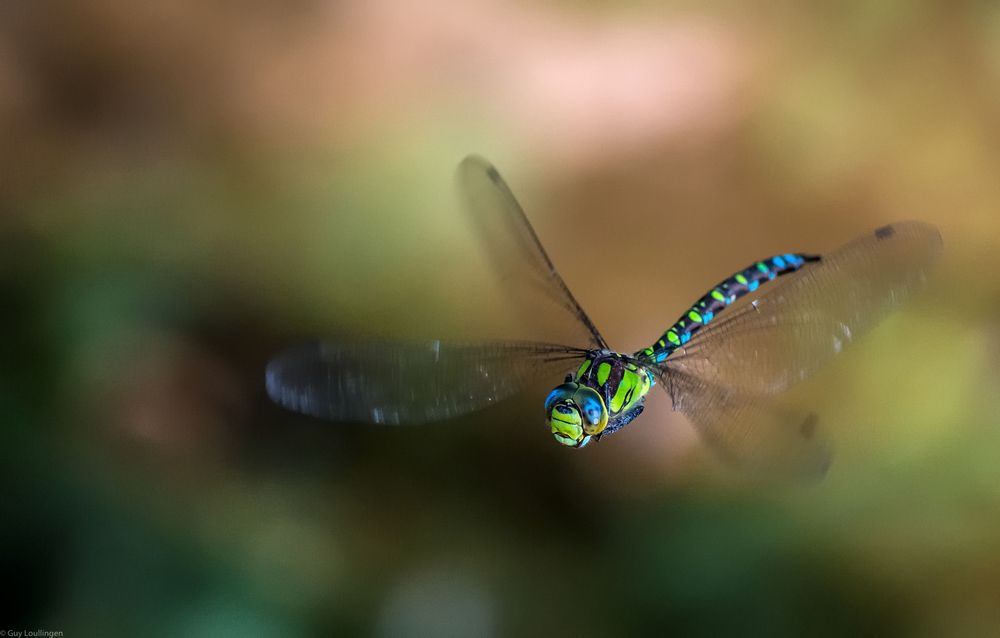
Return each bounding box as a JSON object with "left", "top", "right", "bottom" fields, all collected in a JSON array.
[
  {"left": 576, "top": 389, "right": 608, "bottom": 435},
  {"left": 545, "top": 383, "right": 579, "bottom": 414}
]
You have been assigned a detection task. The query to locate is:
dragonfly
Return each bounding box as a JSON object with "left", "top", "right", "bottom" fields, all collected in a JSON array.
[{"left": 266, "top": 155, "right": 942, "bottom": 476}]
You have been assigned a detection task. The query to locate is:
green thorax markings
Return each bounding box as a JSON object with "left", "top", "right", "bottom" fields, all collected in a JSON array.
[{"left": 574, "top": 351, "right": 653, "bottom": 419}]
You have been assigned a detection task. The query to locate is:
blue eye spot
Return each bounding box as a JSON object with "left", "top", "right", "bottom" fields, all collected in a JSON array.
[
  {"left": 544, "top": 391, "right": 559, "bottom": 411},
  {"left": 579, "top": 397, "right": 603, "bottom": 423}
]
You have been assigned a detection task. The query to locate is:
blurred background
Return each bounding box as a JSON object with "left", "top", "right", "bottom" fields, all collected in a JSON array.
[{"left": 3, "top": 0, "right": 1000, "bottom": 635}]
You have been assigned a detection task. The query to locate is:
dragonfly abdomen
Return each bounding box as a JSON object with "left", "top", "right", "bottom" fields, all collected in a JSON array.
[{"left": 638, "top": 253, "right": 820, "bottom": 363}]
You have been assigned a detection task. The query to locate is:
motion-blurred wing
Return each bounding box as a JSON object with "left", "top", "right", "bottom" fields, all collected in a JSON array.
[
  {"left": 662, "top": 221, "right": 942, "bottom": 396},
  {"left": 660, "top": 368, "right": 832, "bottom": 478},
  {"left": 458, "top": 155, "right": 608, "bottom": 350},
  {"left": 266, "top": 340, "right": 587, "bottom": 424}
]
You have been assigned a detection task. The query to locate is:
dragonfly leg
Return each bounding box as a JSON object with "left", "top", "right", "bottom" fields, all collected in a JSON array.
[{"left": 599, "top": 404, "right": 645, "bottom": 438}]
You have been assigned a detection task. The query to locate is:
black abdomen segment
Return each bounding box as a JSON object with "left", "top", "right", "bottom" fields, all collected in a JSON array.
[{"left": 638, "top": 252, "right": 820, "bottom": 363}]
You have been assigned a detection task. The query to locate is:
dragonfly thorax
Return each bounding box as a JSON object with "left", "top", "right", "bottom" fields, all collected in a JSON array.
[
  {"left": 543, "top": 351, "right": 654, "bottom": 449},
  {"left": 574, "top": 351, "right": 653, "bottom": 420}
]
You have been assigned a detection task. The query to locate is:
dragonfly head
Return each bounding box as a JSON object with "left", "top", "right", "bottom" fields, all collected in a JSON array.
[{"left": 544, "top": 382, "right": 608, "bottom": 448}]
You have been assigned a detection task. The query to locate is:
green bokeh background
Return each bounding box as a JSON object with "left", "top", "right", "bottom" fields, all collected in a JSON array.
[{"left": 4, "top": 1, "right": 1000, "bottom": 636}]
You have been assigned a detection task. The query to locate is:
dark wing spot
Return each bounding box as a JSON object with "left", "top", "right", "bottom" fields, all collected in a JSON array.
[
  {"left": 875, "top": 225, "right": 895, "bottom": 240},
  {"left": 485, "top": 165, "right": 502, "bottom": 182},
  {"left": 799, "top": 413, "right": 819, "bottom": 439}
]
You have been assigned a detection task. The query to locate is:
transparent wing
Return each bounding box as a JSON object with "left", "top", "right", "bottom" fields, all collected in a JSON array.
[
  {"left": 458, "top": 155, "right": 608, "bottom": 350},
  {"left": 662, "top": 221, "right": 942, "bottom": 396},
  {"left": 652, "top": 221, "right": 940, "bottom": 475},
  {"left": 266, "top": 340, "right": 588, "bottom": 424},
  {"left": 660, "top": 367, "right": 832, "bottom": 479}
]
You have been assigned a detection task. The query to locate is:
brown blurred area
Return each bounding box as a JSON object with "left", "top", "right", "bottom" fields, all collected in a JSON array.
[{"left": 3, "top": 1, "right": 1000, "bottom": 636}]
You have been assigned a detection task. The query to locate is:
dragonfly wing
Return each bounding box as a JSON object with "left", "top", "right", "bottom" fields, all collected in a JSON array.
[
  {"left": 266, "top": 340, "right": 588, "bottom": 424},
  {"left": 662, "top": 221, "right": 942, "bottom": 396},
  {"left": 458, "top": 155, "right": 608, "bottom": 350},
  {"left": 659, "top": 367, "right": 832, "bottom": 478}
]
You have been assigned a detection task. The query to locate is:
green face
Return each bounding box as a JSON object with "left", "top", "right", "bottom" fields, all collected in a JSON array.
[{"left": 544, "top": 382, "right": 608, "bottom": 449}]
